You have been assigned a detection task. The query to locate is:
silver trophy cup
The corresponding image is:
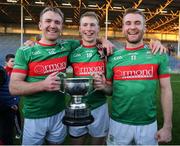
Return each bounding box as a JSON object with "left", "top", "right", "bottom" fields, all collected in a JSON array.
[{"left": 59, "top": 76, "right": 94, "bottom": 126}]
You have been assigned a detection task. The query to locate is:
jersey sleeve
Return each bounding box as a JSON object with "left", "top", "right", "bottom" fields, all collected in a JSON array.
[
  {"left": 106, "top": 48, "right": 121, "bottom": 81},
  {"left": 158, "top": 54, "right": 170, "bottom": 78},
  {"left": 13, "top": 47, "right": 30, "bottom": 75},
  {"left": 106, "top": 58, "right": 114, "bottom": 82},
  {"left": 63, "top": 39, "right": 80, "bottom": 51}
]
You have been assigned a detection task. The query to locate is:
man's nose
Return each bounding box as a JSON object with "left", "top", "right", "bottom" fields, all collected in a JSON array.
[
  {"left": 50, "top": 21, "right": 56, "bottom": 27},
  {"left": 129, "top": 23, "right": 136, "bottom": 29},
  {"left": 86, "top": 24, "right": 92, "bottom": 30}
]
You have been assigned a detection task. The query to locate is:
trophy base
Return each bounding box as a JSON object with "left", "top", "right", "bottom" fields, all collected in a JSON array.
[
  {"left": 62, "top": 107, "right": 94, "bottom": 126},
  {"left": 62, "top": 115, "right": 94, "bottom": 126}
]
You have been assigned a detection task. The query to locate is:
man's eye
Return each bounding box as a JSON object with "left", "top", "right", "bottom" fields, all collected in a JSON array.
[
  {"left": 55, "top": 21, "right": 61, "bottom": 25},
  {"left": 125, "top": 22, "right": 131, "bottom": 25},
  {"left": 90, "top": 24, "right": 96, "bottom": 27},
  {"left": 135, "top": 21, "right": 141, "bottom": 25},
  {"left": 45, "top": 20, "right": 51, "bottom": 23},
  {"left": 83, "top": 23, "right": 88, "bottom": 26}
]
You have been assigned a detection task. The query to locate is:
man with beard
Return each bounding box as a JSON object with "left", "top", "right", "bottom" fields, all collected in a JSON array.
[{"left": 94, "top": 8, "right": 172, "bottom": 145}]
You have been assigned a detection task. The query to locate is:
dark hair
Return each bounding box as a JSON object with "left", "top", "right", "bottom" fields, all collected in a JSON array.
[
  {"left": 80, "top": 11, "right": 99, "bottom": 24},
  {"left": 123, "top": 8, "right": 145, "bottom": 24},
  {"left": 40, "top": 7, "right": 64, "bottom": 22},
  {"left": 5, "top": 54, "right": 15, "bottom": 62}
]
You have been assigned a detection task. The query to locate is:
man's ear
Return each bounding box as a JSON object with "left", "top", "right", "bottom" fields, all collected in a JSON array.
[
  {"left": 144, "top": 25, "right": 147, "bottom": 33},
  {"left": 98, "top": 25, "right": 100, "bottom": 33},
  {"left": 39, "top": 22, "right": 42, "bottom": 31},
  {"left": 122, "top": 24, "right": 125, "bottom": 35},
  {"left": 60, "top": 23, "right": 63, "bottom": 34},
  {"left": 79, "top": 26, "right": 82, "bottom": 35}
]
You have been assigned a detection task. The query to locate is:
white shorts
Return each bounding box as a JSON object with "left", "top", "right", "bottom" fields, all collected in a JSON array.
[
  {"left": 107, "top": 118, "right": 158, "bottom": 145},
  {"left": 22, "top": 111, "right": 67, "bottom": 145},
  {"left": 69, "top": 103, "right": 109, "bottom": 138}
]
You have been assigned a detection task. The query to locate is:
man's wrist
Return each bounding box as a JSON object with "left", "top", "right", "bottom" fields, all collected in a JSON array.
[{"left": 163, "top": 123, "right": 172, "bottom": 130}]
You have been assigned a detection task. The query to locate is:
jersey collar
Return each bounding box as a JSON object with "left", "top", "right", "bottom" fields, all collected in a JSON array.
[
  {"left": 37, "top": 41, "right": 57, "bottom": 46},
  {"left": 125, "top": 44, "right": 144, "bottom": 51},
  {"left": 80, "top": 40, "right": 96, "bottom": 48}
]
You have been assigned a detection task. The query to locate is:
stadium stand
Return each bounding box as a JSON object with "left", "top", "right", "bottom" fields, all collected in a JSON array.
[
  {"left": 0, "top": 34, "right": 32, "bottom": 65},
  {"left": 169, "top": 55, "right": 180, "bottom": 73}
]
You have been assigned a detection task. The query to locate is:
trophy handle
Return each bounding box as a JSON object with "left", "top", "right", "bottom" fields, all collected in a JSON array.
[
  {"left": 58, "top": 72, "right": 66, "bottom": 94},
  {"left": 59, "top": 72, "right": 66, "bottom": 78},
  {"left": 86, "top": 78, "right": 97, "bottom": 95},
  {"left": 88, "top": 88, "right": 97, "bottom": 95}
]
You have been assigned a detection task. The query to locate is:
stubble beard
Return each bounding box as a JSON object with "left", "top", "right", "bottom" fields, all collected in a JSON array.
[{"left": 126, "top": 31, "right": 144, "bottom": 44}]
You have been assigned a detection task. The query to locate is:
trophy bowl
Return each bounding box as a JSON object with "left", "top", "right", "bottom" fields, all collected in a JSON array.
[
  {"left": 63, "top": 78, "right": 93, "bottom": 97},
  {"left": 60, "top": 77, "right": 94, "bottom": 126}
]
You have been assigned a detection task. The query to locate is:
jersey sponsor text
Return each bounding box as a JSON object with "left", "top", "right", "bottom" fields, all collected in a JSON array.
[
  {"left": 113, "top": 64, "right": 159, "bottom": 80},
  {"left": 28, "top": 56, "right": 67, "bottom": 76},
  {"left": 72, "top": 61, "right": 105, "bottom": 76}
]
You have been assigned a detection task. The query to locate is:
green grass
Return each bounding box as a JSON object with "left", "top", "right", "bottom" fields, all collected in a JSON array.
[{"left": 16, "top": 73, "right": 180, "bottom": 145}]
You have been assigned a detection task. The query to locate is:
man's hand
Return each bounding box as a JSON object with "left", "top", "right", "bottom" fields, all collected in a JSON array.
[
  {"left": 93, "top": 73, "right": 106, "bottom": 91},
  {"left": 11, "top": 105, "right": 18, "bottom": 111},
  {"left": 24, "top": 40, "right": 35, "bottom": 47},
  {"left": 155, "top": 127, "right": 172, "bottom": 143},
  {"left": 93, "top": 73, "right": 112, "bottom": 95},
  {"left": 149, "top": 39, "right": 167, "bottom": 54},
  {"left": 98, "top": 37, "right": 114, "bottom": 56},
  {"left": 42, "top": 72, "right": 61, "bottom": 91}
]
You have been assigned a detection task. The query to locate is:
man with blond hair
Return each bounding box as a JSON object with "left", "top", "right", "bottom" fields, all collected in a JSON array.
[{"left": 10, "top": 7, "right": 73, "bottom": 145}]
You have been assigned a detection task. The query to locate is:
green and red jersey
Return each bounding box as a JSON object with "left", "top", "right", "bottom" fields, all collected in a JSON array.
[
  {"left": 106, "top": 45, "right": 170, "bottom": 125},
  {"left": 13, "top": 40, "right": 79, "bottom": 119},
  {"left": 69, "top": 43, "right": 107, "bottom": 110}
]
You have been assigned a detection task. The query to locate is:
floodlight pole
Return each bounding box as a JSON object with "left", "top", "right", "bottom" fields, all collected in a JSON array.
[
  {"left": 105, "top": 3, "right": 110, "bottom": 39},
  {"left": 178, "top": 11, "right": 180, "bottom": 57},
  {"left": 20, "top": 0, "right": 23, "bottom": 47}
]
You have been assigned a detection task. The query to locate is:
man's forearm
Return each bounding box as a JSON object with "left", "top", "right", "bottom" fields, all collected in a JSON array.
[
  {"left": 10, "top": 80, "right": 45, "bottom": 96},
  {"left": 160, "top": 83, "right": 173, "bottom": 129}
]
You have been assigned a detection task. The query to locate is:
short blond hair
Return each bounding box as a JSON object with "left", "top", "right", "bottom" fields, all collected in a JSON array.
[
  {"left": 80, "top": 11, "right": 99, "bottom": 24},
  {"left": 40, "top": 7, "right": 64, "bottom": 21}
]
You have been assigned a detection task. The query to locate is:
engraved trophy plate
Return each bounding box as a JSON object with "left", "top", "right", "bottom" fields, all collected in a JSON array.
[{"left": 59, "top": 75, "right": 94, "bottom": 126}]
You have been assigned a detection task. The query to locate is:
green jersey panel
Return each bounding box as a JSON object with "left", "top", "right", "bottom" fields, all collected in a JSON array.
[
  {"left": 13, "top": 42, "right": 72, "bottom": 118},
  {"left": 107, "top": 45, "right": 170, "bottom": 125},
  {"left": 69, "top": 45, "right": 107, "bottom": 110}
]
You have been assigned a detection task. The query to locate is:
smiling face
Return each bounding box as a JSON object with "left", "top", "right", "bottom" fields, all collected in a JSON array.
[
  {"left": 39, "top": 10, "right": 63, "bottom": 44},
  {"left": 79, "top": 16, "right": 99, "bottom": 46},
  {"left": 122, "top": 13, "right": 146, "bottom": 47}
]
